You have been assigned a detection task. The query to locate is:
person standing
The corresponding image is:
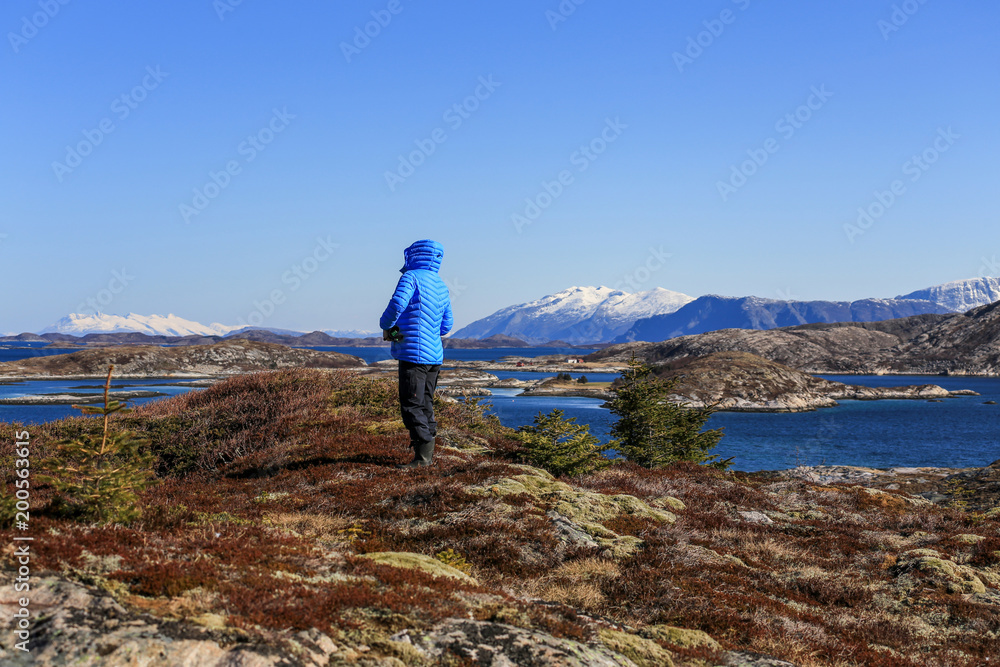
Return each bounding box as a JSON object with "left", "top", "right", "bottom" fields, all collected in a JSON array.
[{"left": 380, "top": 239, "right": 453, "bottom": 468}]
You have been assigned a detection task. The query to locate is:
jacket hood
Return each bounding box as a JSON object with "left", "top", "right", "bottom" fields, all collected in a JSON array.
[{"left": 400, "top": 239, "right": 444, "bottom": 273}]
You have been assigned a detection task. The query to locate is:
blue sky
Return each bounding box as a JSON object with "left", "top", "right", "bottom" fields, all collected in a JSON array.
[{"left": 1, "top": 0, "right": 997, "bottom": 334}]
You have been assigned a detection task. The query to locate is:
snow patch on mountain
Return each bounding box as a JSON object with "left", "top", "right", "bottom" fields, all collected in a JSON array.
[
  {"left": 40, "top": 313, "right": 237, "bottom": 337},
  {"left": 897, "top": 277, "right": 1000, "bottom": 312},
  {"left": 451, "top": 286, "right": 694, "bottom": 343}
]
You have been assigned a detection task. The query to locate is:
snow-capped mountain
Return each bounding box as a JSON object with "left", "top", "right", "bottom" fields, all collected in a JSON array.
[
  {"left": 40, "top": 313, "right": 236, "bottom": 337},
  {"left": 451, "top": 286, "right": 694, "bottom": 344},
  {"left": 35, "top": 314, "right": 379, "bottom": 340},
  {"left": 897, "top": 277, "right": 1000, "bottom": 313}
]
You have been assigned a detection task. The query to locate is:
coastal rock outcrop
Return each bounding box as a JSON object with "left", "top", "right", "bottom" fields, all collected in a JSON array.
[
  {"left": 652, "top": 352, "right": 972, "bottom": 412},
  {"left": 0, "top": 339, "right": 365, "bottom": 378}
]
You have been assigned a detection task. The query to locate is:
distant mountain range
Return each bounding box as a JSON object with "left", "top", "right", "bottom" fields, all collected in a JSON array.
[
  {"left": 11, "top": 277, "right": 1000, "bottom": 346},
  {"left": 34, "top": 313, "right": 378, "bottom": 340},
  {"left": 612, "top": 295, "right": 951, "bottom": 343},
  {"left": 456, "top": 277, "right": 1000, "bottom": 344}
]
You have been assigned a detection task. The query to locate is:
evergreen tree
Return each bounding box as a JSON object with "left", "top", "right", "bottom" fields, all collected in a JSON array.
[
  {"left": 608, "top": 355, "right": 730, "bottom": 469},
  {"left": 517, "top": 409, "right": 611, "bottom": 477},
  {"left": 41, "top": 365, "right": 155, "bottom": 523}
]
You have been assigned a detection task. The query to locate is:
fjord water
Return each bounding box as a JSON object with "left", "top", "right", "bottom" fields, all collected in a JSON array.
[
  {"left": 495, "top": 375, "right": 1000, "bottom": 472},
  {"left": 3, "top": 344, "right": 998, "bottom": 471}
]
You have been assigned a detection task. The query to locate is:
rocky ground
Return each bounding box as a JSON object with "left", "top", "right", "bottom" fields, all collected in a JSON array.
[
  {"left": 2, "top": 369, "right": 999, "bottom": 666},
  {"left": 0, "top": 389, "right": 166, "bottom": 405},
  {"left": 0, "top": 339, "right": 365, "bottom": 378},
  {"left": 771, "top": 460, "right": 1000, "bottom": 513}
]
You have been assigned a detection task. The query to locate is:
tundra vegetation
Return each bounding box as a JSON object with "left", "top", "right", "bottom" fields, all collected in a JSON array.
[{"left": 2, "top": 368, "right": 999, "bottom": 666}]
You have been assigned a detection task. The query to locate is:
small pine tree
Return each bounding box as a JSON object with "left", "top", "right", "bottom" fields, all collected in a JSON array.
[
  {"left": 517, "top": 409, "right": 612, "bottom": 477},
  {"left": 40, "top": 365, "right": 156, "bottom": 524},
  {"left": 608, "top": 355, "right": 730, "bottom": 469},
  {"left": 577, "top": 375, "right": 589, "bottom": 384},
  {"left": 0, "top": 486, "right": 16, "bottom": 528}
]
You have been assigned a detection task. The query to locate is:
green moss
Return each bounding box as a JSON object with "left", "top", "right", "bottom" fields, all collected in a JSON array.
[
  {"left": 357, "top": 552, "right": 478, "bottom": 586},
  {"left": 900, "top": 556, "right": 986, "bottom": 594},
  {"left": 365, "top": 419, "right": 406, "bottom": 434},
  {"left": 904, "top": 548, "right": 942, "bottom": 558},
  {"left": 651, "top": 496, "right": 686, "bottom": 512},
  {"left": 478, "top": 478, "right": 532, "bottom": 497},
  {"left": 602, "top": 535, "right": 645, "bottom": 560},
  {"left": 641, "top": 624, "right": 722, "bottom": 651},
  {"left": 598, "top": 628, "right": 676, "bottom": 667},
  {"left": 190, "top": 511, "right": 255, "bottom": 526}
]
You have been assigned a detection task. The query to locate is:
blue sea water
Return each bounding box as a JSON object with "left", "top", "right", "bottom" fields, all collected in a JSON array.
[
  {"left": 3, "top": 343, "right": 998, "bottom": 471},
  {"left": 314, "top": 345, "right": 593, "bottom": 365},
  {"left": 0, "top": 377, "right": 203, "bottom": 424},
  {"left": 480, "top": 374, "right": 1000, "bottom": 472},
  {"left": 0, "top": 342, "right": 75, "bottom": 363}
]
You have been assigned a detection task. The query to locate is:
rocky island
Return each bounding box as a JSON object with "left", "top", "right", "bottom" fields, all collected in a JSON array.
[{"left": 0, "top": 339, "right": 365, "bottom": 379}]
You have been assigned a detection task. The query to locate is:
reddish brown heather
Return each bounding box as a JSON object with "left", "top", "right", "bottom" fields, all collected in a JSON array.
[{"left": 2, "top": 368, "right": 999, "bottom": 666}]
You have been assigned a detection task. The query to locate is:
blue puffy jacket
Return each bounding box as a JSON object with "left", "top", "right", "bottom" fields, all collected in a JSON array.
[{"left": 379, "top": 239, "right": 453, "bottom": 365}]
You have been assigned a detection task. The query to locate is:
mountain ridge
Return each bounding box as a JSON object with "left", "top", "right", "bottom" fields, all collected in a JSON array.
[
  {"left": 589, "top": 301, "right": 1000, "bottom": 376},
  {"left": 457, "top": 277, "right": 999, "bottom": 345},
  {"left": 614, "top": 294, "right": 952, "bottom": 343}
]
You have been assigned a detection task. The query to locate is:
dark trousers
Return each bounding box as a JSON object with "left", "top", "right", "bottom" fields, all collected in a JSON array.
[{"left": 398, "top": 361, "right": 440, "bottom": 464}]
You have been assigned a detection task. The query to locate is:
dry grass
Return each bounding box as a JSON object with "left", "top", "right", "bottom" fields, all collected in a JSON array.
[{"left": 2, "top": 369, "right": 999, "bottom": 666}]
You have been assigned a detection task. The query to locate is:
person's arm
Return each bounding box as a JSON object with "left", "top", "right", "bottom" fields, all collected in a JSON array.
[
  {"left": 440, "top": 298, "right": 453, "bottom": 336},
  {"left": 380, "top": 274, "right": 417, "bottom": 331}
]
